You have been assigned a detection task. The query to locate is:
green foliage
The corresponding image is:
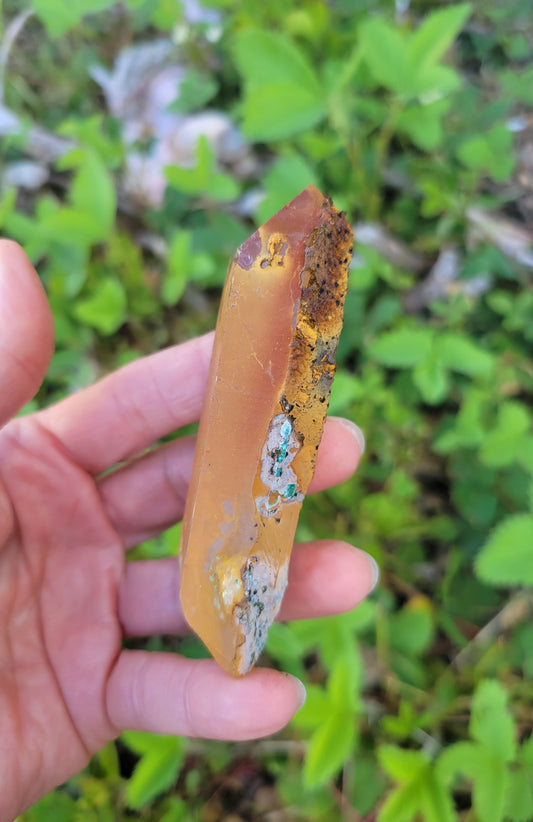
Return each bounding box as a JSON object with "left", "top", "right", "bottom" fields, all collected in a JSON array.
[
  {"left": 165, "top": 136, "right": 240, "bottom": 201},
  {"left": 476, "top": 515, "right": 533, "bottom": 586},
  {"left": 5, "top": 0, "right": 533, "bottom": 818},
  {"left": 438, "top": 680, "right": 533, "bottom": 822},
  {"left": 232, "top": 28, "right": 326, "bottom": 140},
  {"left": 379, "top": 746, "right": 455, "bottom": 822},
  {"left": 369, "top": 326, "right": 494, "bottom": 404},
  {"left": 380, "top": 681, "right": 533, "bottom": 822},
  {"left": 32, "top": 0, "right": 116, "bottom": 37},
  {"left": 73, "top": 278, "right": 127, "bottom": 334},
  {"left": 163, "top": 230, "right": 216, "bottom": 305},
  {"left": 359, "top": 4, "right": 471, "bottom": 98},
  {"left": 298, "top": 654, "right": 360, "bottom": 787},
  {"left": 170, "top": 69, "right": 219, "bottom": 114},
  {"left": 122, "top": 732, "right": 187, "bottom": 809}
]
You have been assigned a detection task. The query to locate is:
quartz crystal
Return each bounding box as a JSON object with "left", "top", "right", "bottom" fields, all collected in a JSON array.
[{"left": 179, "top": 185, "right": 353, "bottom": 676}]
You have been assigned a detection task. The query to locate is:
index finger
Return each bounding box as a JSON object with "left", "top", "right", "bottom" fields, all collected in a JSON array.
[{"left": 37, "top": 332, "right": 214, "bottom": 475}]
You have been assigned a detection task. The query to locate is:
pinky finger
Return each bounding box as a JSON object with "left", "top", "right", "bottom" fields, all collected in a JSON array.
[{"left": 106, "top": 651, "right": 306, "bottom": 741}]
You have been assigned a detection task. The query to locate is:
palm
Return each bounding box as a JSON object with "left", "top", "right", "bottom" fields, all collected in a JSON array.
[
  {"left": 0, "top": 241, "right": 373, "bottom": 821},
  {"left": 0, "top": 418, "right": 124, "bottom": 813}
]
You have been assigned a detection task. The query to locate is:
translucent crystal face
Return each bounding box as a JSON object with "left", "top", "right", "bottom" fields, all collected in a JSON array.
[{"left": 179, "top": 185, "right": 353, "bottom": 676}]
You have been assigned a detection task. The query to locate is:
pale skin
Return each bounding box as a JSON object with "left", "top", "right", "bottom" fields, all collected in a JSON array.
[{"left": 0, "top": 240, "right": 376, "bottom": 820}]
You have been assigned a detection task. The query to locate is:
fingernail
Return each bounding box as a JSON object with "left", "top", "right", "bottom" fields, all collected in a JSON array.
[
  {"left": 363, "top": 552, "right": 380, "bottom": 591},
  {"left": 331, "top": 417, "right": 366, "bottom": 455},
  {"left": 286, "top": 674, "right": 307, "bottom": 709}
]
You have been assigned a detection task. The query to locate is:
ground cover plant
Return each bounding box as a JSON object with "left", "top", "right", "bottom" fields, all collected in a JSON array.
[{"left": 1, "top": 0, "right": 532, "bottom": 819}]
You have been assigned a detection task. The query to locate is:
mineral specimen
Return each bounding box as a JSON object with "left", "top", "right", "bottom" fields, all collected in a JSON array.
[{"left": 179, "top": 185, "right": 353, "bottom": 676}]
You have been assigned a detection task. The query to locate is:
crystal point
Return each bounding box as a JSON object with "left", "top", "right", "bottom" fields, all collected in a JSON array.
[{"left": 179, "top": 185, "right": 353, "bottom": 676}]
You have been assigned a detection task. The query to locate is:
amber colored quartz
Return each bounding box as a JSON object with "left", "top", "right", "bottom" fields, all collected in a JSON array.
[{"left": 179, "top": 185, "right": 353, "bottom": 676}]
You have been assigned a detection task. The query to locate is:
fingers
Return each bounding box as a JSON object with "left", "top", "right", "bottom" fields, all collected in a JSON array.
[
  {"left": 106, "top": 650, "right": 305, "bottom": 739},
  {"left": 99, "top": 436, "right": 196, "bottom": 548},
  {"left": 37, "top": 332, "right": 214, "bottom": 475},
  {"left": 278, "top": 539, "right": 378, "bottom": 621},
  {"left": 0, "top": 240, "right": 54, "bottom": 425},
  {"left": 119, "top": 557, "right": 189, "bottom": 637},
  {"left": 113, "top": 540, "right": 378, "bottom": 739},
  {"left": 100, "top": 416, "right": 365, "bottom": 548},
  {"left": 119, "top": 541, "right": 377, "bottom": 638},
  {"left": 309, "top": 416, "right": 365, "bottom": 494}
]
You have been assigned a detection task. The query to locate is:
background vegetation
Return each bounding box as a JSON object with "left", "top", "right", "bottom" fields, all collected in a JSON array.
[{"left": 2, "top": 0, "right": 532, "bottom": 818}]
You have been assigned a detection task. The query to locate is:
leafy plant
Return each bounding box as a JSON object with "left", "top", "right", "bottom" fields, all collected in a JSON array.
[{"left": 122, "top": 732, "right": 187, "bottom": 809}]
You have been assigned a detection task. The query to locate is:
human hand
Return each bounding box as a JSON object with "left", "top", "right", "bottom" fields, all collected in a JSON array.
[{"left": 0, "top": 240, "right": 376, "bottom": 820}]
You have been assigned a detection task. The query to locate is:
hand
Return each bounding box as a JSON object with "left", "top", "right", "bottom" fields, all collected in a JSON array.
[{"left": 0, "top": 240, "right": 375, "bottom": 820}]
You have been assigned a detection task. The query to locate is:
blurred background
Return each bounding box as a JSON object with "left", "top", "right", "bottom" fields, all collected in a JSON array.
[{"left": 2, "top": 0, "right": 533, "bottom": 819}]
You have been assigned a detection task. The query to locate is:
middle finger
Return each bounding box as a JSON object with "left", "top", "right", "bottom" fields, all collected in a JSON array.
[
  {"left": 118, "top": 539, "right": 377, "bottom": 638},
  {"left": 98, "top": 416, "right": 364, "bottom": 548}
]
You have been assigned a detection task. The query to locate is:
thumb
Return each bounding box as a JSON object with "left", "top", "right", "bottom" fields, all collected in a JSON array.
[{"left": 0, "top": 240, "right": 54, "bottom": 425}]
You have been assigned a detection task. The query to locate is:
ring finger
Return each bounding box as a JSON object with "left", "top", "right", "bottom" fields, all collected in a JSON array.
[{"left": 118, "top": 540, "right": 378, "bottom": 638}]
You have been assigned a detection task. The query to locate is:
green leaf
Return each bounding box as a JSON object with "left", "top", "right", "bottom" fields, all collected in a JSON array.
[
  {"left": 122, "top": 733, "right": 186, "bottom": 808},
  {"left": 472, "top": 750, "right": 509, "bottom": 822},
  {"left": 163, "top": 232, "right": 190, "bottom": 305},
  {"left": 505, "top": 767, "right": 533, "bottom": 822},
  {"left": 58, "top": 114, "right": 122, "bottom": 167},
  {"left": 292, "top": 684, "right": 332, "bottom": 730},
  {"left": 163, "top": 230, "right": 216, "bottom": 306},
  {"left": 232, "top": 28, "right": 325, "bottom": 140},
  {"left": 521, "top": 734, "right": 533, "bottom": 766},
  {"left": 505, "top": 736, "right": 533, "bottom": 820},
  {"left": 378, "top": 750, "right": 454, "bottom": 822},
  {"left": 206, "top": 171, "right": 240, "bottom": 202},
  {"left": 419, "top": 768, "right": 456, "bottom": 822},
  {"left": 265, "top": 622, "right": 305, "bottom": 667},
  {"left": 42, "top": 150, "right": 116, "bottom": 247},
  {"left": 408, "top": 64, "right": 462, "bottom": 97},
  {"left": 69, "top": 150, "right": 116, "bottom": 235},
  {"left": 304, "top": 709, "right": 356, "bottom": 787},
  {"left": 73, "top": 278, "right": 127, "bottom": 335},
  {"left": 438, "top": 333, "right": 494, "bottom": 377},
  {"left": 454, "top": 483, "right": 497, "bottom": 527},
  {"left": 407, "top": 4, "right": 471, "bottom": 70},
  {"left": 378, "top": 778, "right": 423, "bottom": 822},
  {"left": 232, "top": 28, "right": 321, "bottom": 94},
  {"left": 396, "top": 99, "right": 451, "bottom": 150},
  {"left": 359, "top": 9, "right": 467, "bottom": 99},
  {"left": 470, "top": 680, "right": 516, "bottom": 761},
  {"left": 165, "top": 136, "right": 239, "bottom": 201},
  {"left": 369, "top": 327, "right": 433, "bottom": 367},
  {"left": 437, "top": 740, "right": 479, "bottom": 786},
  {"left": 476, "top": 514, "right": 533, "bottom": 587},
  {"left": 413, "top": 356, "right": 449, "bottom": 404},
  {"left": 358, "top": 18, "right": 411, "bottom": 96},
  {"left": 499, "top": 65, "right": 533, "bottom": 105},
  {"left": 328, "top": 371, "right": 360, "bottom": 416},
  {"left": 390, "top": 603, "right": 435, "bottom": 657},
  {"left": 40, "top": 209, "right": 104, "bottom": 248},
  {"left": 350, "top": 753, "right": 388, "bottom": 816},
  {"left": 479, "top": 402, "right": 531, "bottom": 468},
  {"left": 22, "top": 790, "right": 78, "bottom": 822},
  {"left": 379, "top": 746, "right": 428, "bottom": 782},
  {"left": 94, "top": 741, "right": 120, "bottom": 779},
  {"left": 439, "top": 740, "right": 508, "bottom": 822},
  {"left": 434, "top": 389, "right": 486, "bottom": 453},
  {"left": 328, "top": 652, "right": 361, "bottom": 711},
  {"left": 457, "top": 124, "right": 515, "bottom": 183},
  {"left": 32, "top": 0, "right": 114, "bottom": 37},
  {"left": 241, "top": 82, "right": 325, "bottom": 141}
]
